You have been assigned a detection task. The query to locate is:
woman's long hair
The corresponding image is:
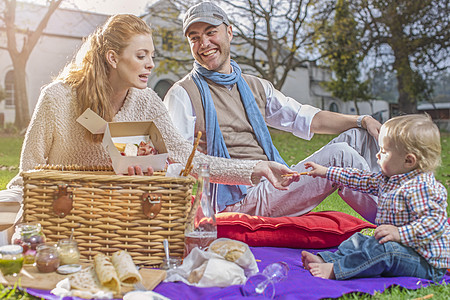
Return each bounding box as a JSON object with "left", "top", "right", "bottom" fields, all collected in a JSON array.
[{"left": 57, "top": 14, "right": 152, "bottom": 142}]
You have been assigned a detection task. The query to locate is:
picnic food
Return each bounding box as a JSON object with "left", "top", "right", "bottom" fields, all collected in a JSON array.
[
  {"left": 93, "top": 253, "right": 121, "bottom": 293},
  {"left": 35, "top": 243, "right": 60, "bottom": 273},
  {"left": 0, "top": 245, "right": 24, "bottom": 275},
  {"left": 115, "top": 141, "right": 158, "bottom": 156},
  {"left": 210, "top": 239, "right": 246, "bottom": 262},
  {"left": 281, "top": 171, "right": 309, "bottom": 177},
  {"left": 187, "top": 261, "right": 208, "bottom": 284},
  {"left": 69, "top": 266, "right": 105, "bottom": 294},
  {"left": 124, "top": 143, "right": 138, "bottom": 156},
  {"left": 12, "top": 223, "right": 46, "bottom": 264},
  {"left": 111, "top": 250, "right": 142, "bottom": 285},
  {"left": 57, "top": 239, "right": 80, "bottom": 265},
  {"left": 68, "top": 251, "right": 143, "bottom": 295}
]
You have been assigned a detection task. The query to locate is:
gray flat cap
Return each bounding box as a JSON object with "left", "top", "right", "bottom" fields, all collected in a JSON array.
[{"left": 183, "top": 2, "right": 230, "bottom": 35}]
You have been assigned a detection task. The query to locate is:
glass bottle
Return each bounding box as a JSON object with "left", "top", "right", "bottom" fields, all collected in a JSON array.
[
  {"left": 35, "top": 243, "right": 60, "bottom": 273},
  {"left": 184, "top": 163, "right": 217, "bottom": 257},
  {"left": 57, "top": 239, "right": 81, "bottom": 265},
  {"left": 0, "top": 245, "right": 24, "bottom": 276},
  {"left": 12, "top": 223, "right": 46, "bottom": 264}
]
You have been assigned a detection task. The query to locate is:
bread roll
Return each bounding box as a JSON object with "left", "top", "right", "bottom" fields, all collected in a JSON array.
[{"left": 210, "top": 239, "right": 246, "bottom": 262}]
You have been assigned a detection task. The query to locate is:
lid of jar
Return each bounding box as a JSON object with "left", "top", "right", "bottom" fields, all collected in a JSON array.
[
  {"left": 36, "top": 243, "right": 57, "bottom": 251},
  {"left": 0, "top": 245, "right": 23, "bottom": 255},
  {"left": 56, "top": 264, "right": 82, "bottom": 275},
  {"left": 58, "top": 238, "right": 78, "bottom": 246}
]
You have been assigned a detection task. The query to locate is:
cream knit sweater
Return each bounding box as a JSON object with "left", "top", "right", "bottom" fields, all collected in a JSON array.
[{"left": 8, "top": 81, "right": 257, "bottom": 188}]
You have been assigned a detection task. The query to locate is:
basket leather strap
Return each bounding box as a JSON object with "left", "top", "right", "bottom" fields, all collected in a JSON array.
[
  {"left": 53, "top": 184, "right": 73, "bottom": 217},
  {"left": 142, "top": 193, "right": 163, "bottom": 219}
]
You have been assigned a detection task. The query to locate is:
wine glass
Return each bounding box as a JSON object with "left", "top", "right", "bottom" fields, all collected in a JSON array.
[{"left": 241, "top": 261, "right": 289, "bottom": 299}]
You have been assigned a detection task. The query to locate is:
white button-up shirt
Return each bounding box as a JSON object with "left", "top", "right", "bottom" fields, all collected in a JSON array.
[{"left": 164, "top": 77, "right": 321, "bottom": 143}]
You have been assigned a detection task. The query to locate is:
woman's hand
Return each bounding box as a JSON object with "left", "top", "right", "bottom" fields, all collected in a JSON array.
[
  {"left": 252, "top": 161, "right": 300, "bottom": 190},
  {"left": 304, "top": 162, "right": 327, "bottom": 178},
  {"left": 127, "top": 165, "right": 154, "bottom": 176}
]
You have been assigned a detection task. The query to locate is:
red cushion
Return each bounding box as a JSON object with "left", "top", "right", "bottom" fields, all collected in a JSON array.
[{"left": 216, "top": 211, "right": 376, "bottom": 249}]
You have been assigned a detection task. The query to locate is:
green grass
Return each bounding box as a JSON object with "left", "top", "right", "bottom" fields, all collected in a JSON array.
[
  {"left": 0, "top": 131, "right": 449, "bottom": 299},
  {"left": 0, "top": 135, "right": 22, "bottom": 189}
]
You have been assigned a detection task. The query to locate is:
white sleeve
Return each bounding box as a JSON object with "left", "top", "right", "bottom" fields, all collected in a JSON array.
[
  {"left": 260, "top": 78, "right": 321, "bottom": 141},
  {"left": 163, "top": 84, "right": 197, "bottom": 144}
]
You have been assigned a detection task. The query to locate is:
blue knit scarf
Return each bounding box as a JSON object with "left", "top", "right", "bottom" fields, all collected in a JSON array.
[{"left": 191, "top": 60, "right": 286, "bottom": 211}]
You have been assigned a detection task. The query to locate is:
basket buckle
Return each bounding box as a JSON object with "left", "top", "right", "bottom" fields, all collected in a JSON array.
[
  {"left": 53, "top": 184, "right": 73, "bottom": 217},
  {"left": 142, "top": 193, "right": 162, "bottom": 219}
]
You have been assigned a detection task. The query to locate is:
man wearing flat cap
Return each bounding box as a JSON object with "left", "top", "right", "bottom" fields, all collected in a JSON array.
[{"left": 164, "top": 1, "right": 382, "bottom": 222}]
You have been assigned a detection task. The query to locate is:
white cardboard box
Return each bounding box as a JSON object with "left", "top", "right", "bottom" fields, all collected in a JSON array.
[{"left": 77, "top": 108, "right": 169, "bottom": 174}]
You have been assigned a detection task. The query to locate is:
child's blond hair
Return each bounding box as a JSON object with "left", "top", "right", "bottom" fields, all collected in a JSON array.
[{"left": 383, "top": 114, "right": 441, "bottom": 172}]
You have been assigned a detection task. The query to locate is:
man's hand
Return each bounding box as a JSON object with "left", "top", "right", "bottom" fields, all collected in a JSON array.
[
  {"left": 374, "top": 224, "right": 401, "bottom": 244},
  {"left": 362, "top": 115, "right": 381, "bottom": 141},
  {"left": 252, "top": 161, "right": 300, "bottom": 190},
  {"left": 304, "top": 161, "right": 327, "bottom": 178}
]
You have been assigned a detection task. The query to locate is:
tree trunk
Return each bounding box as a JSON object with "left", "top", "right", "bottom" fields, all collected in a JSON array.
[
  {"left": 13, "top": 60, "right": 30, "bottom": 129},
  {"left": 353, "top": 99, "right": 360, "bottom": 115},
  {"left": 392, "top": 55, "right": 417, "bottom": 114},
  {"left": 4, "top": 0, "right": 62, "bottom": 130}
]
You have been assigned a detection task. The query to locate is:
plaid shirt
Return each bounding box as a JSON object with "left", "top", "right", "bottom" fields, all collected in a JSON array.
[{"left": 327, "top": 167, "right": 450, "bottom": 269}]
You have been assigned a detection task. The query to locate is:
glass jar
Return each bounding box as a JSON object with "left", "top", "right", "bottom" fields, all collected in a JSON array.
[
  {"left": 35, "top": 243, "right": 60, "bottom": 273},
  {"left": 12, "top": 223, "right": 46, "bottom": 264},
  {"left": 57, "top": 239, "right": 80, "bottom": 265},
  {"left": 0, "top": 245, "right": 24, "bottom": 276}
]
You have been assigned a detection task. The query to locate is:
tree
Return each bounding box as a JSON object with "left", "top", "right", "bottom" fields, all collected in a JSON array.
[
  {"left": 314, "top": 0, "right": 449, "bottom": 114},
  {"left": 0, "top": 85, "right": 5, "bottom": 103},
  {"left": 363, "top": 0, "right": 449, "bottom": 113},
  {"left": 317, "top": 0, "right": 370, "bottom": 114},
  {"left": 1, "top": 0, "right": 62, "bottom": 129},
  {"left": 220, "top": 0, "right": 322, "bottom": 90}
]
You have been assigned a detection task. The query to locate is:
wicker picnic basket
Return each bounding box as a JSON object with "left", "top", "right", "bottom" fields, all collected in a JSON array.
[{"left": 21, "top": 165, "right": 195, "bottom": 266}]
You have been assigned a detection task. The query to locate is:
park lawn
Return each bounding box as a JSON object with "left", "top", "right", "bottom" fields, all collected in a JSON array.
[{"left": 0, "top": 131, "right": 449, "bottom": 299}]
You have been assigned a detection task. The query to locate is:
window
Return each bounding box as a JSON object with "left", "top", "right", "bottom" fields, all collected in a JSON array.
[
  {"left": 329, "top": 102, "right": 339, "bottom": 113},
  {"left": 5, "top": 70, "right": 15, "bottom": 108},
  {"left": 154, "top": 79, "right": 174, "bottom": 99}
]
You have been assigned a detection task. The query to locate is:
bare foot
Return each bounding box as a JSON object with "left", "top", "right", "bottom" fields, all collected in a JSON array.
[
  {"left": 301, "top": 251, "right": 325, "bottom": 270},
  {"left": 309, "top": 262, "right": 335, "bottom": 279}
]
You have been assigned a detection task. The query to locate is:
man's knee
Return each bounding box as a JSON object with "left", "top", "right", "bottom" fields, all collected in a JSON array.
[{"left": 320, "top": 142, "right": 363, "bottom": 168}]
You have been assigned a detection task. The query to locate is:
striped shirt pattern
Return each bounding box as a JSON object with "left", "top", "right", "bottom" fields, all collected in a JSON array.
[{"left": 327, "top": 167, "right": 450, "bottom": 269}]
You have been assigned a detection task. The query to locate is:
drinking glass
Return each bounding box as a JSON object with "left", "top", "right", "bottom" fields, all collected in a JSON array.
[{"left": 241, "top": 261, "right": 289, "bottom": 299}]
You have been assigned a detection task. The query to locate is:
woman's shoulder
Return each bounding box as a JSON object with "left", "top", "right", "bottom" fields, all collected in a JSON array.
[
  {"left": 41, "top": 80, "right": 72, "bottom": 94},
  {"left": 38, "top": 81, "right": 74, "bottom": 103}
]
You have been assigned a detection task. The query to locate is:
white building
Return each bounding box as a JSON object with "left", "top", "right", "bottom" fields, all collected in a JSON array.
[
  {"left": 0, "top": 2, "right": 109, "bottom": 125},
  {"left": 0, "top": 1, "right": 389, "bottom": 127}
]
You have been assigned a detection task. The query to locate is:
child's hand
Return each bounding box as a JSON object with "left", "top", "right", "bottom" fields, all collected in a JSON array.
[
  {"left": 374, "top": 224, "right": 400, "bottom": 244},
  {"left": 304, "top": 162, "right": 327, "bottom": 178}
]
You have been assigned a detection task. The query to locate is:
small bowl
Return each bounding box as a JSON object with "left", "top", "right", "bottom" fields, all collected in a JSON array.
[{"left": 161, "top": 257, "right": 182, "bottom": 270}]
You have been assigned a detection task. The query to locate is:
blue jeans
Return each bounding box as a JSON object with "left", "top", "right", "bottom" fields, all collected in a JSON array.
[{"left": 318, "top": 233, "right": 446, "bottom": 282}]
